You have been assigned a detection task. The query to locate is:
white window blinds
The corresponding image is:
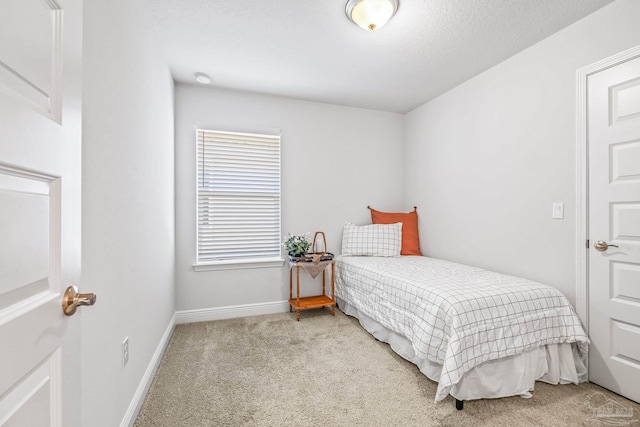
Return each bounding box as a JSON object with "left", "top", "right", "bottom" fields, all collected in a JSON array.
[{"left": 196, "top": 129, "right": 281, "bottom": 262}]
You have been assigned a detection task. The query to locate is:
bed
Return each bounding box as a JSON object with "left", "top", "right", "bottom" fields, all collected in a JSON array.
[{"left": 335, "top": 255, "right": 589, "bottom": 409}]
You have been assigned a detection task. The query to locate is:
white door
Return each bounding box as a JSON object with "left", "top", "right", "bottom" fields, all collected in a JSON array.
[
  {"left": 588, "top": 54, "right": 640, "bottom": 404},
  {"left": 0, "top": 0, "right": 87, "bottom": 426}
]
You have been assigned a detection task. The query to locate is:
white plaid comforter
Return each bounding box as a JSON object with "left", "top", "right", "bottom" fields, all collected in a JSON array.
[{"left": 335, "top": 255, "right": 589, "bottom": 401}]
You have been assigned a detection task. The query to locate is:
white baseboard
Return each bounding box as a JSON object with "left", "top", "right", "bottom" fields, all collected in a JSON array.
[
  {"left": 175, "top": 300, "right": 289, "bottom": 324},
  {"left": 120, "top": 312, "right": 176, "bottom": 427}
]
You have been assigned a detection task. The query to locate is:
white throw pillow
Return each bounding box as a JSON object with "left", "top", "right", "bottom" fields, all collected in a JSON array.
[{"left": 341, "top": 221, "right": 402, "bottom": 257}]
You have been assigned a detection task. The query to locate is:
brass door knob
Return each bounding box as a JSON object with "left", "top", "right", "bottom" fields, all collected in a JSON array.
[
  {"left": 62, "top": 285, "right": 97, "bottom": 316},
  {"left": 593, "top": 240, "right": 619, "bottom": 252}
]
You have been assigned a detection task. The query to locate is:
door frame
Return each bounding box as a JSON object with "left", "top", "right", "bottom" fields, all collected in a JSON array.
[{"left": 575, "top": 44, "right": 640, "bottom": 343}]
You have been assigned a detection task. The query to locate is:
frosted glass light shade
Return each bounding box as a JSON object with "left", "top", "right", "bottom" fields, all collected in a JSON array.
[
  {"left": 195, "top": 73, "right": 211, "bottom": 84},
  {"left": 346, "top": 0, "right": 398, "bottom": 31}
]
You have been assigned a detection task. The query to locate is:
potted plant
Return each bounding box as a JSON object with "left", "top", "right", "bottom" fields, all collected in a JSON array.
[{"left": 283, "top": 232, "right": 311, "bottom": 259}]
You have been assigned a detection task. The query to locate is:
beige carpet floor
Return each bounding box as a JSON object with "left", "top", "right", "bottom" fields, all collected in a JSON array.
[{"left": 134, "top": 309, "right": 640, "bottom": 427}]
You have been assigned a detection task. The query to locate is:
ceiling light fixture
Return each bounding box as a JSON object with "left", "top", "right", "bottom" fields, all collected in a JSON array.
[
  {"left": 345, "top": 0, "right": 398, "bottom": 31},
  {"left": 195, "top": 73, "right": 211, "bottom": 85}
]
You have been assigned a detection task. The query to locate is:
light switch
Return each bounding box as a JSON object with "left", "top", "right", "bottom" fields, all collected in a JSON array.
[{"left": 552, "top": 203, "right": 564, "bottom": 219}]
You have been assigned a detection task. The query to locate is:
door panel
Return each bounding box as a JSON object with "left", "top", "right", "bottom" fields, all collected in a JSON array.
[
  {"left": 588, "top": 55, "right": 640, "bottom": 403},
  {"left": 610, "top": 140, "right": 640, "bottom": 183},
  {"left": 611, "top": 203, "right": 640, "bottom": 241},
  {"left": 611, "top": 261, "right": 640, "bottom": 302},
  {"left": 0, "top": 170, "right": 51, "bottom": 302},
  {"left": 0, "top": 0, "right": 83, "bottom": 425},
  {"left": 610, "top": 319, "right": 640, "bottom": 366},
  {"left": 0, "top": 0, "right": 62, "bottom": 121},
  {"left": 610, "top": 77, "right": 640, "bottom": 124},
  {"left": 0, "top": 352, "right": 60, "bottom": 426}
]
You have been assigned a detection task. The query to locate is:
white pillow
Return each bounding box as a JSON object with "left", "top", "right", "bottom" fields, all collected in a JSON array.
[{"left": 341, "top": 221, "right": 402, "bottom": 257}]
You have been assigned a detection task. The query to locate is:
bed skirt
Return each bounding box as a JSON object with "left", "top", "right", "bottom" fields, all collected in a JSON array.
[{"left": 337, "top": 297, "right": 587, "bottom": 402}]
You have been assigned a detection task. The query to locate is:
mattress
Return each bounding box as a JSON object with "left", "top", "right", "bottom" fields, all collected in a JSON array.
[{"left": 335, "top": 255, "right": 589, "bottom": 401}]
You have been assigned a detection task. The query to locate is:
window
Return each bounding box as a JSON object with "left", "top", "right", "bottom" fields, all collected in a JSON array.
[{"left": 195, "top": 129, "right": 282, "bottom": 269}]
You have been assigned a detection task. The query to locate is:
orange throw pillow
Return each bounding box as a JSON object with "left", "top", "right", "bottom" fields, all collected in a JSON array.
[{"left": 369, "top": 206, "right": 422, "bottom": 256}]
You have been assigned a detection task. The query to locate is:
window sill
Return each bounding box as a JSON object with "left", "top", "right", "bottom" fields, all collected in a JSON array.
[{"left": 192, "top": 257, "right": 285, "bottom": 272}]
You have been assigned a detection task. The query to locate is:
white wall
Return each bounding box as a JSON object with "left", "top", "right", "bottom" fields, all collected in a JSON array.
[
  {"left": 404, "top": 0, "right": 640, "bottom": 305},
  {"left": 81, "top": 0, "right": 175, "bottom": 425},
  {"left": 175, "top": 85, "right": 404, "bottom": 312}
]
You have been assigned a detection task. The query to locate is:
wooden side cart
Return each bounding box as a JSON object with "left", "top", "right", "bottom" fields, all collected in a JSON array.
[{"left": 288, "top": 260, "right": 336, "bottom": 321}]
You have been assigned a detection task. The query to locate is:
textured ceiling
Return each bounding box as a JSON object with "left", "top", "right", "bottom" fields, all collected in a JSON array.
[{"left": 149, "top": 0, "right": 614, "bottom": 113}]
